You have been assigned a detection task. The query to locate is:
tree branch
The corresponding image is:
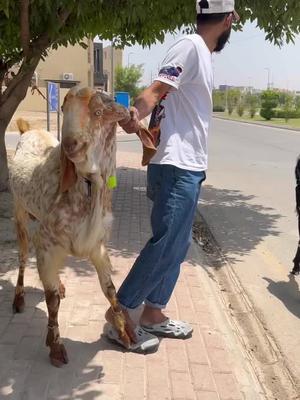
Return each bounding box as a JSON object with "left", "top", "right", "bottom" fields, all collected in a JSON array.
[
  {"left": 57, "top": 7, "right": 72, "bottom": 27},
  {"left": 1, "top": 6, "right": 73, "bottom": 107},
  {"left": 27, "top": 7, "right": 72, "bottom": 57},
  {"left": 0, "top": 55, "right": 40, "bottom": 107},
  {"left": 20, "top": 0, "right": 30, "bottom": 57},
  {"left": 0, "top": 60, "right": 7, "bottom": 90}
]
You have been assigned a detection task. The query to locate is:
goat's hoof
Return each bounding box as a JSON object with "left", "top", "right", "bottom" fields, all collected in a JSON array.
[
  {"left": 119, "top": 331, "right": 131, "bottom": 349},
  {"left": 49, "top": 343, "right": 69, "bottom": 367},
  {"left": 12, "top": 294, "right": 25, "bottom": 313}
]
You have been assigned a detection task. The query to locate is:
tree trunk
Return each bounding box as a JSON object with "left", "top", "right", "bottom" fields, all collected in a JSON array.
[
  {"left": 0, "top": 121, "right": 9, "bottom": 191},
  {"left": 0, "top": 100, "right": 23, "bottom": 192},
  {"left": 0, "top": 57, "right": 40, "bottom": 191}
]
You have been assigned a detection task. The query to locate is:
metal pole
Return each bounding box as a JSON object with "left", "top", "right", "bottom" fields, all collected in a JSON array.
[
  {"left": 265, "top": 68, "right": 270, "bottom": 90},
  {"left": 225, "top": 81, "right": 228, "bottom": 111},
  {"left": 46, "top": 82, "right": 50, "bottom": 131},
  {"left": 248, "top": 76, "right": 252, "bottom": 92},
  {"left": 111, "top": 42, "right": 114, "bottom": 98},
  {"left": 57, "top": 83, "right": 61, "bottom": 141}
]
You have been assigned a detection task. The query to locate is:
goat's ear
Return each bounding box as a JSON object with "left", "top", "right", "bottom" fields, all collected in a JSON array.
[{"left": 59, "top": 147, "right": 77, "bottom": 192}]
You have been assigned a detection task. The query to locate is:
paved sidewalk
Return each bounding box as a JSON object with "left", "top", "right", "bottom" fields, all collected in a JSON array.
[{"left": 0, "top": 151, "right": 262, "bottom": 400}]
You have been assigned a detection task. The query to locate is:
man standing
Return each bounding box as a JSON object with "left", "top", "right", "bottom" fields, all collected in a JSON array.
[{"left": 105, "top": 0, "right": 239, "bottom": 352}]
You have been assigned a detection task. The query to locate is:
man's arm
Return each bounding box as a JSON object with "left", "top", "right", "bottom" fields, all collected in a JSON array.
[{"left": 120, "top": 80, "right": 173, "bottom": 133}]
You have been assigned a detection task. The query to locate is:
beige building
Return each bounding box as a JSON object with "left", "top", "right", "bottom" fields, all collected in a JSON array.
[
  {"left": 18, "top": 40, "right": 123, "bottom": 112},
  {"left": 36, "top": 39, "right": 93, "bottom": 88},
  {"left": 103, "top": 45, "right": 123, "bottom": 94}
]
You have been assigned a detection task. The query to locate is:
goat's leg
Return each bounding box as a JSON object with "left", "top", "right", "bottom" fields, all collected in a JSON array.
[
  {"left": 90, "top": 244, "right": 132, "bottom": 348},
  {"left": 58, "top": 279, "right": 66, "bottom": 299},
  {"left": 36, "top": 243, "right": 68, "bottom": 367},
  {"left": 13, "top": 205, "right": 29, "bottom": 313}
]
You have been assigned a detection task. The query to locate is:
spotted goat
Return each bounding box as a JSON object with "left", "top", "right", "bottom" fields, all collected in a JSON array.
[{"left": 9, "top": 88, "right": 133, "bottom": 366}]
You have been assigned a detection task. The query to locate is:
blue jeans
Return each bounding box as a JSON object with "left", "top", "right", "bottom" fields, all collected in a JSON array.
[{"left": 117, "top": 164, "right": 206, "bottom": 309}]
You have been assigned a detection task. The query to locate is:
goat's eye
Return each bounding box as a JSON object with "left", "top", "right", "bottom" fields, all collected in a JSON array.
[{"left": 94, "top": 110, "right": 102, "bottom": 117}]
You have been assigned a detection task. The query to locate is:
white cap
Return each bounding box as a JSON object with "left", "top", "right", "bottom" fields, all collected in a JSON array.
[{"left": 196, "top": 0, "right": 239, "bottom": 20}]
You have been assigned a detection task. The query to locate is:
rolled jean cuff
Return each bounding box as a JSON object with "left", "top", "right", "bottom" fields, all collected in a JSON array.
[
  {"left": 118, "top": 301, "right": 137, "bottom": 311},
  {"left": 144, "top": 299, "right": 166, "bottom": 310}
]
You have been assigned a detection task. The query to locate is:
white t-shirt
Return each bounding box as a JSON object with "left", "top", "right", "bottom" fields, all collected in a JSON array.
[{"left": 150, "top": 34, "right": 213, "bottom": 171}]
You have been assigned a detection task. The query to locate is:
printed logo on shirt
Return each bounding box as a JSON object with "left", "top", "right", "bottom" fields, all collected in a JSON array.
[
  {"left": 148, "top": 101, "right": 166, "bottom": 147},
  {"left": 158, "top": 65, "right": 183, "bottom": 83}
]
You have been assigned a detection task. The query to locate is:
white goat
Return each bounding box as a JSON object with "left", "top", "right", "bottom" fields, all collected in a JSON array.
[{"left": 9, "top": 87, "right": 132, "bottom": 367}]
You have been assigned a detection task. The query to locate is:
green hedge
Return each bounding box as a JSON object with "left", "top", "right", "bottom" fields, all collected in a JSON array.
[
  {"left": 273, "top": 109, "right": 300, "bottom": 119},
  {"left": 260, "top": 108, "right": 274, "bottom": 120},
  {"left": 213, "top": 105, "right": 225, "bottom": 112}
]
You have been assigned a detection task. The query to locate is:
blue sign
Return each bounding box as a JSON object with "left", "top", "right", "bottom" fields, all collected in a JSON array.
[
  {"left": 115, "top": 92, "right": 130, "bottom": 108},
  {"left": 48, "top": 82, "right": 59, "bottom": 112}
]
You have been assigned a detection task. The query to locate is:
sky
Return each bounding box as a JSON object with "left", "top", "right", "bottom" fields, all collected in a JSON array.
[{"left": 117, "top": 22, "right": 300, "bottom": 91}]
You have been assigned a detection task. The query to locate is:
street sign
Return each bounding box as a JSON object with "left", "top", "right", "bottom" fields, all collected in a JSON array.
[
  {"left": 46, "top": 81, "right": 61, "bottom": 140},
  {"left": 47, "top": 82, "right": 59, "bottom": 112}
]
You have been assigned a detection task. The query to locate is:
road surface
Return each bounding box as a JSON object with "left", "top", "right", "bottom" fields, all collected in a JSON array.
[{"left": 200, "top": 118, "right": 300, "bottom": 390}]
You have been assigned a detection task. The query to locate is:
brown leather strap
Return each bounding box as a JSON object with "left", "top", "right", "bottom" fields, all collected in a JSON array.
[{"left": 136, "top": 125, "right": 157, "bottom": 166}]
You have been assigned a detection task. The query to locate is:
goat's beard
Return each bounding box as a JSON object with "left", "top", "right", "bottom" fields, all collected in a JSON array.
[{"left": 214, "top": 27, "right": 231, "bottom": 53}]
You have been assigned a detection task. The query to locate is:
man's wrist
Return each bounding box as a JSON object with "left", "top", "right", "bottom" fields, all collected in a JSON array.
[{"left": 131, "top": 105, "right": 140, "bottom": 120}]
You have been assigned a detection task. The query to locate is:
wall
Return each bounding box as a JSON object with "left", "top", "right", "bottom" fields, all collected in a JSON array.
[
  {"left": 103, "top": 46, "right": 123, "bottom": 95},
  {"left": 16, "top": 87, "right": 69, "bottom": 113},
  {"left": 16, "top": 40, "right": 93, "bottom": 112},
  {"left": 11, "top": 40, "right": 122, "bottom": 112},
  {"left": 36, "top": 40, "right": 93, "bottom": 87}
]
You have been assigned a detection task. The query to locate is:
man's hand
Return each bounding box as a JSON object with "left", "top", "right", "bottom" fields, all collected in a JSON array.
[
  {"left": 119, "top": 106, "right": 140, "bottom": 134},
  {"left": 118, "top": 81, "right": 172, "bottom": 134}
]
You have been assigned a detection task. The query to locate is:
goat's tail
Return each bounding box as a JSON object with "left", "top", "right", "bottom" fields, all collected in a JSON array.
[{"left": 16, "top": 118, "right": 30, "bottom": 134}]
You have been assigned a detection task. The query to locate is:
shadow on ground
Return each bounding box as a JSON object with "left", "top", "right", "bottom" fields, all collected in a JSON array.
[
  {"left": 0, "top": 163, "right": 286, "bottom": 398},
  {"left": 197, "top": 184, "right": 282, "bottom": 265},
  {"left": 0, "top": 280, "right": 127, "bottom": 399},
  {"left": 263, "top": 274, "right": 300, "bottom": 320}
]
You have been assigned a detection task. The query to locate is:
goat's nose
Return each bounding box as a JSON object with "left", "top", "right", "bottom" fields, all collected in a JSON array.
[{"left": 62, "top": 137, "right": 78, "bottom": 154}]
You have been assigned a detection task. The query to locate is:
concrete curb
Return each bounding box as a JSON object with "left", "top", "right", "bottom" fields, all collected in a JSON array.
[{"left": 193, "top": 209, "right": 300, "bottom": 399}]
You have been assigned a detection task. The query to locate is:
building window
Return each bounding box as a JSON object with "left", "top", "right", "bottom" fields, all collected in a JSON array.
[{"left": 94, "top": 49, "right": 100, "bottom": 72}]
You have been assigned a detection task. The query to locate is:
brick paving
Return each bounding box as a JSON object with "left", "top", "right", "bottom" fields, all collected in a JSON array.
[{"left": 0, "top": 150, "right": 260, "bottom": 400}]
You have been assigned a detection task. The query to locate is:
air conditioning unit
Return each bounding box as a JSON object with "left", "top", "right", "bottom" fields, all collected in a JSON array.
[{"left": 62, "top": 72, "right": 74, "bottom": 81}]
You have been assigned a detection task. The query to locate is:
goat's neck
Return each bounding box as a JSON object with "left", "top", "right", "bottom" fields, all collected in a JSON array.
[
  {"left": 75, "top": 121, "right": 117, "bottom": 196},
  {"left": 97, "top": 121, "right": 117, "bottom": 181}
]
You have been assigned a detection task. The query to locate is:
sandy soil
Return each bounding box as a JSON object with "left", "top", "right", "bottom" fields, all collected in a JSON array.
[{"left": 7, "top": 111, "right": 60, "bottom": 132}]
